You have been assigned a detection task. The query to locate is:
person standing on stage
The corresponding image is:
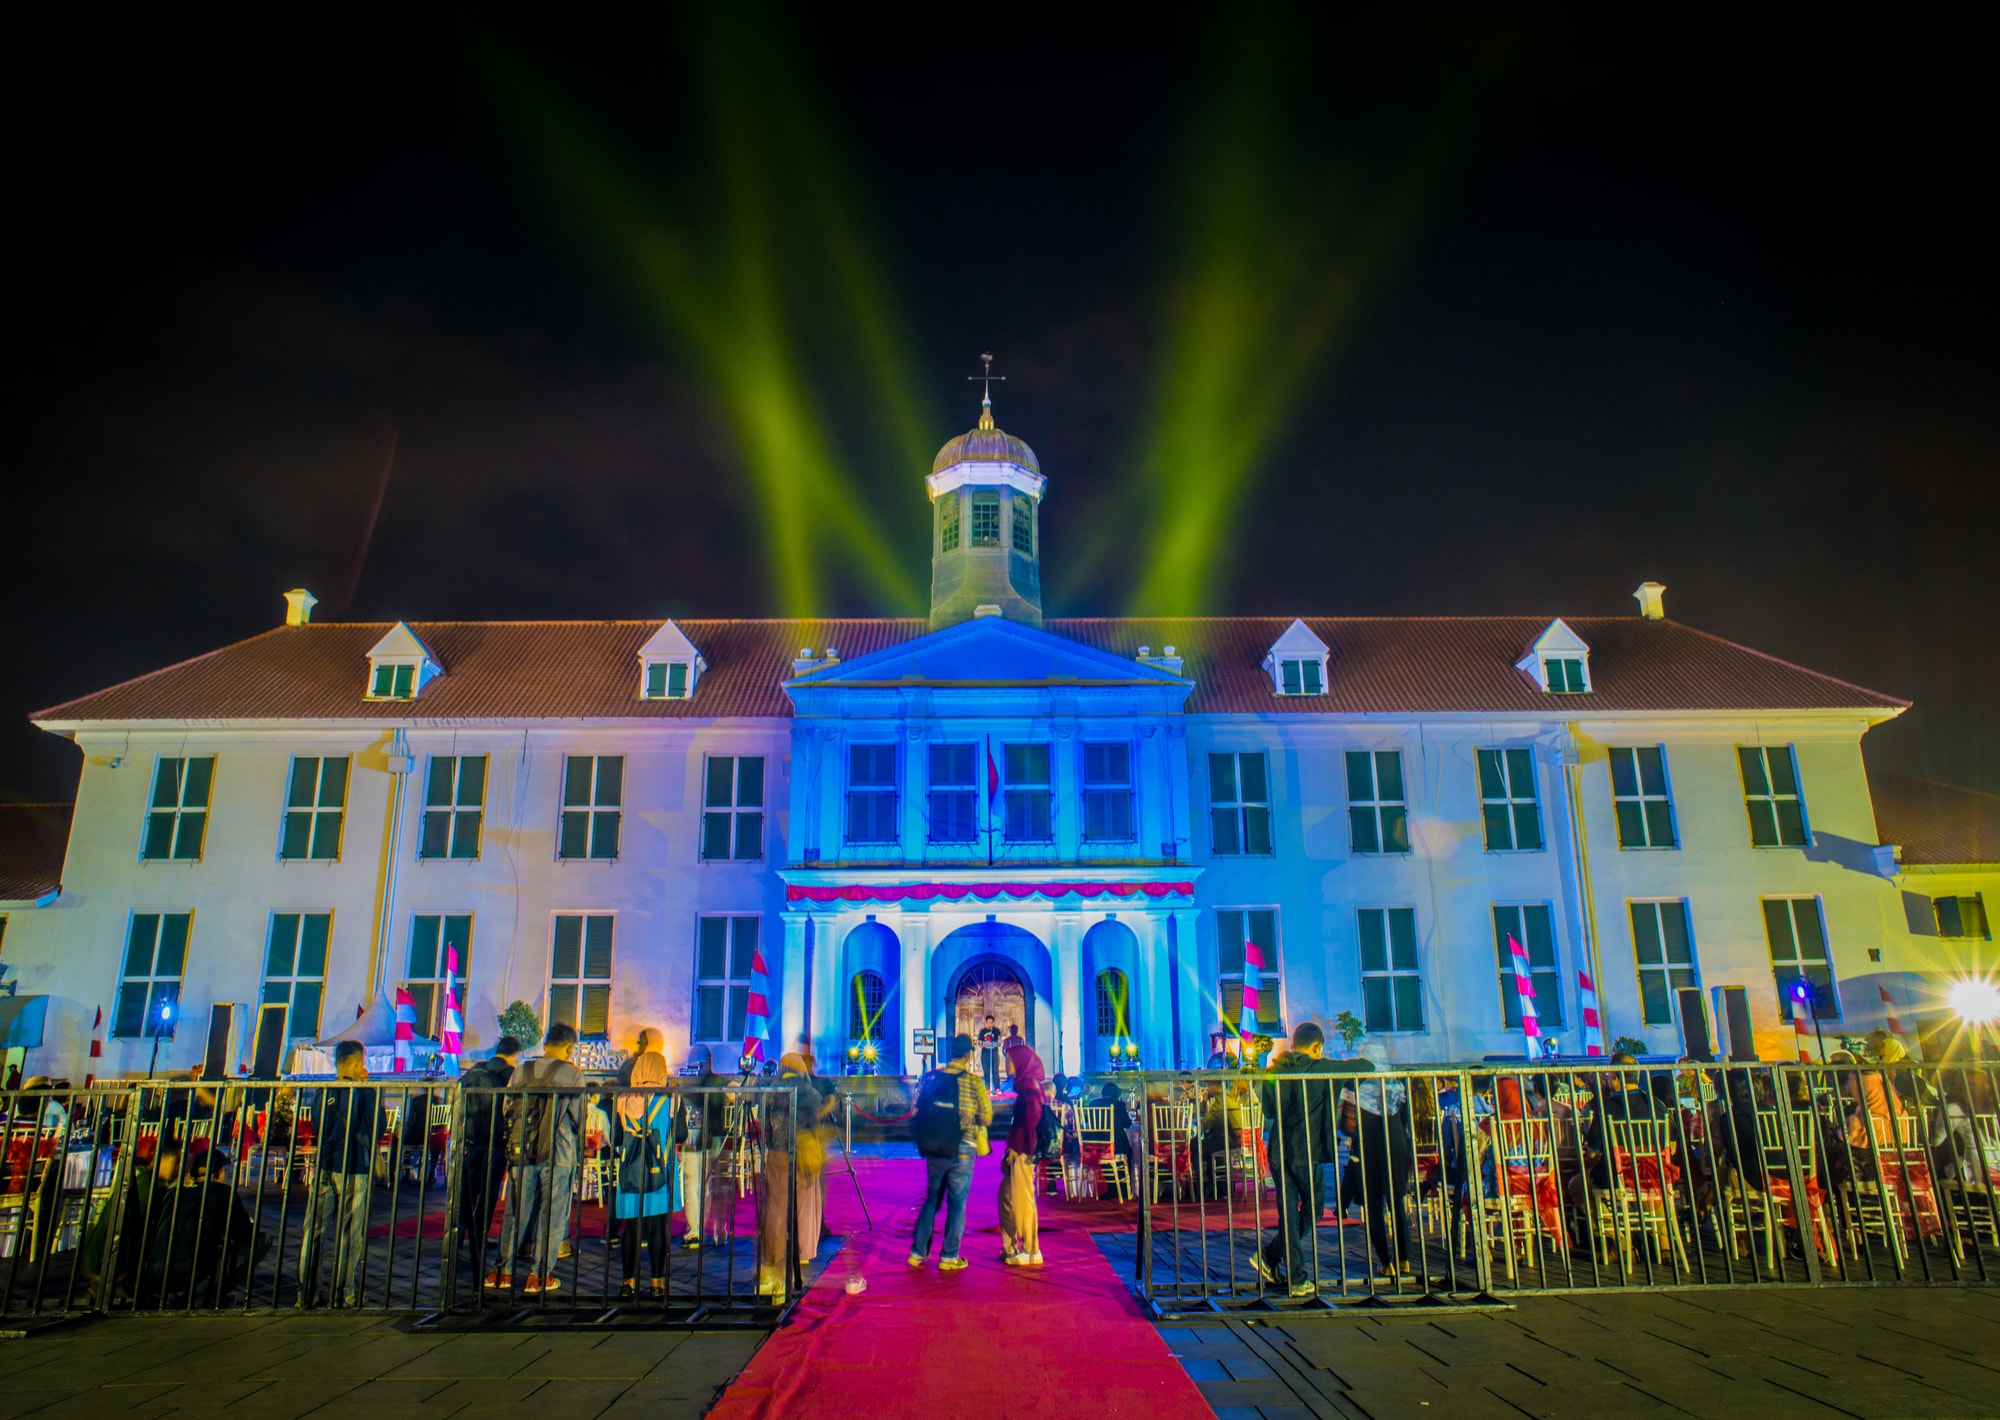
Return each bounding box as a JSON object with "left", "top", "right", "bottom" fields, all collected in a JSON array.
[{"left": 977, "top": 1015, "right": 1003, "bottom": 1090}]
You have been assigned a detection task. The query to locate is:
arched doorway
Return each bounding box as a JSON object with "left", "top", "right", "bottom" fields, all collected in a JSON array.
[{"left": 954, "top": 960, "right": 1027, "bottom": 1042}]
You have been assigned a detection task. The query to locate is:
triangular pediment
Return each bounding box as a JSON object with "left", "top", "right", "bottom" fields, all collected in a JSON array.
[
  {"left": 367, "top": 622, "right": 440, "bottom": 668},
  {"left": 1515, "top": 618, "right": 1589, "bottom": 671},
  {"left": 1269, "top": 618, "right": 1330, "bottom": 656},
  {"left": 787, "top": 616, "right": 1191, "bottom": 689},
  {"left": 638, "top": 620, "right": 701, "bottom": 661}
]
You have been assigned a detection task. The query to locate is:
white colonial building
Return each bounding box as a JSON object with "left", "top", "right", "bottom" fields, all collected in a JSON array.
[{"left": 0, "top": 394, "right": 1985, "bottom": 1080}]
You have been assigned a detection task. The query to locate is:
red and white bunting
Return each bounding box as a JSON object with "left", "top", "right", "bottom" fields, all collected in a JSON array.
[
  {"left": 1793, "top": 1006, "right": 1812, "bottom": 1062},
  {"left": 1508, "top": 934, "right": 1540, "bottom": 1055},
  {"left": 1576, "top": 969, "right": 1605, "bottom": 1056}
]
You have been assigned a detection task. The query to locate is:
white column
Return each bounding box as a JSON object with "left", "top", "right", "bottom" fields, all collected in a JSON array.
[
  {"left": 898, "top": 910, "right": 933, "bottom": 1074},
  {"left": 781, "top": 912, "right": 809, "bottom": 1057},
  {"left": 1138, "top": 913, "right": 1173, "bottom": 1066},
  {"left": 811, "top": 913, "right": 844, "bottom": 1066},
  {"left": 1173, "top": 908, "right": 1205, "bottom": 1061},
  {"left": 1053, "top": 911, "right": 1084, "bottom": 1075}
]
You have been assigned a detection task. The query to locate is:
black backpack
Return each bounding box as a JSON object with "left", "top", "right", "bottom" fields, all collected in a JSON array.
[
  {"left": 912, "top": 1069, "right": 962, "bottom": 1159},
  {"left": 1033, "top": 1100, "right": 1062, "bottom": 1160}
]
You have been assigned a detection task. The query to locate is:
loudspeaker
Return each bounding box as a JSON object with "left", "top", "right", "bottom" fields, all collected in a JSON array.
[
  {"left": 202, "top": 1002, "right": 237, "bottom": 1080},
  {"left": 250, "top": 1003, "right": 289, "bottom": 1079},
  {"left": 1722, "top": 986, "right": 1758, "bottom": 1061},
  {"left": 1677, "top": 988, "right": 1714, "bottom": 1061}
]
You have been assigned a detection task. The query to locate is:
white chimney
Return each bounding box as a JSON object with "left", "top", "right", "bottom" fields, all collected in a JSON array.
[
  {"left": 284, "top": 589, "right": 318, "bottom": 626},
  {"left": 1633, "top": 582, "right": 1666, "bottom": 621}
]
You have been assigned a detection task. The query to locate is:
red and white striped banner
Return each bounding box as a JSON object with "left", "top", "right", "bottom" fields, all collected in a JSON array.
[
  {"left": 393, "top": 988, "right": 417, "bottom": 1072},
  {"left": 86, "top": 1004, "right": 103, "bottom": 1087},
  {"left": 1793, "top": 1007, "right": 1812, "bottom": 1062},
  {"left": 1240, "top": 941, "right": 1264, "bottom": 1045},
  {"left": 1508, "top": 934, "right": 1540, "bottom": 1054},
  {"left": 1576, "top": 969, "right": 1605, "bottom": 1056}
]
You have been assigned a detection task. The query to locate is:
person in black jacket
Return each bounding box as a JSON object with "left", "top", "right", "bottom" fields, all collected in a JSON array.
[
  {"left": 457, "top": 1037, "right": 520, "bottom": 1285},
  {"left": 298, "top": 1041, "right": 381, "bottom": 1307},
  {"left": 1255, "top": 1023, "right": 1350, "bottom": 1296}
]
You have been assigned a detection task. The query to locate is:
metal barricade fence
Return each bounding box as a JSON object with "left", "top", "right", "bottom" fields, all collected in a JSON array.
[
  {"left": 1130, "top": 1060, "right": 2000, "bottom": 1315},
  {"left": 0, "top": 1079, "right": 805, "bottom": 1319}
]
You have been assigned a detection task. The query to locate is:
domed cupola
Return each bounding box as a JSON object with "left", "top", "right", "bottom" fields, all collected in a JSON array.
[{"left": 926, "top": 357, "right": 1046, "bottom": 630}]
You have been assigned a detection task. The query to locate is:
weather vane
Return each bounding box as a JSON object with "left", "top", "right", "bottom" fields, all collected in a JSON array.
[{"left": 969, "top": 353, "right": 1004, "bottom": 406}]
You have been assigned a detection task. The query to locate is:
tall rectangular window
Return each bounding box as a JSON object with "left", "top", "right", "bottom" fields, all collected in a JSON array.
[
  {"left": 1492, "top": 903, "right": 1563, "bottom": 1028},
  {"left": 1003, "top": 743, "right": 1052, "bottom": 842},
  {"left": 1358, "top": 907, "right": 1423, "bottom": 1033},
  {"left": 940, "top": 495, "right": 960, "bottom": 553},
  {"left": 694, "top": 915, "right": 759, "bottom": 1043},
  {"left": 1011, "top": 498, "right": 1034, "bottom": 554},
  {"left": 549, "top": 914, "right": 614, "bottom": 1036},
  {"left": 420, "top": 756, "right": 486, "bottom": 859},
  {"left": 1608, "top": 746, "right": 1676, "bottom": 849},
  {"left": 1478, "top": 748, "right": 1543, "bottom": 852},
  {"left": 1935, "top": 895, "right": 1991, "bottom": 940},
  {"left": 927, "top": 744, "right": 978, "bottom": 843},
  {"left": 1082, "top": 742, "right": 1133, "bottom": 842},
  {"left": 263, "top": 912, "right": 330, "bottom": 1039},
  {"left": 846, "top": 744, "right": 899, "bottom": 844},
  {"left": 971, "top": 494, "right": 1000, "bottom": 546},
  {"left": 1209, "top": 752, "right": 1272, "bottom": 856},
  {"left": 1629, "top": 900, "right": 1697, "bottom": 1026},
  {"left": 281, "top": 757, "right": 348, "bottom": 861},
  {"left": 702, "top": 756, "right": 764, "bottom": 861},
  {"left": 113, "top": 912, "right": 190, "bottom": 1038},
  {"left": 1739, "top": 745, "right": 1809, "bottom": 847},
  {"left": 143, "top": 756, "right": 213, "bottom": 861},
  {"left": 1217, "top": 907, "right": 1282, "bottom": 1035},
  {"left": 1346, "top": 750, "right": 1410, "bottom": 854},
  {"left": 559, "top": 755, "right": 623, "bottom": 860},
  {"left": 405, "top": 913, "right": 471, "bottom": 1037},
  {"left": 1764, "top": 897, "right": 1837, "bottom": 1020}
]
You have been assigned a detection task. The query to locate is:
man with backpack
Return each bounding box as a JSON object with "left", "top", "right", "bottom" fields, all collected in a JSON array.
[
  {"left": 490, "top": 1022, "right": 585, "bottom": 1294},
  {"left": 909, "top": 1032, "right": 991, "bottom": 1271},
  {"left": 457, "top": 1036, "right": 519, "bottom": 1287}
]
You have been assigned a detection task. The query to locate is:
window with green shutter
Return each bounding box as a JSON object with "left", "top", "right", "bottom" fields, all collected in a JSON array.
[
  {"left": 420, "top": 756, "right": 486, "bottom": 859},
  {"left": 143, "top": 757, "right": 213, "bottom": 861},
  {"left": 1209, "top": 753, "right": 1273, "bottom": 855},
  {"left": 1477, "top": 748, "right": 1543, "bottom": 852},
  {"left": 114, "top": 912, "right": 191, "bottom": 1038},
  {"left": 559, "top": 756, "right": 622, "bottom": 860},
  {"left": 1740, "top": 746, "right": 1810, "bottom": 847},
  {"left": 1629, "top": 899, "right": 1697, "bottom": 1025},
  {"left": 1346, "top": 750, "right": 1410, "bottom": 854},
  {"left": 1608, "top": 746, "right": 1676, "bottom": 849},
  {"left": 281, "top": 757, "right": 348, "bottom": 860},
  {"left": 1764, "top": 897, "right": 1837, "bottom": 1020},
  {"left": 1492, "top": 903, "right": 1563, "bottom": 1027},
  {"left": 549, "top": 914, "right": 614, "bottom": 1036},
  {"left": 702, "top": 756, "right": 764, "bottom": 860},
  {"left": 1358, "top": 907, "right": 1424, "bottom": 1032},
  {"left": 263, "top": 912, "right": 330, "bottom": 1038},
  {"left": 404, "top": 913, "right": 471, "bottom": 1037}
]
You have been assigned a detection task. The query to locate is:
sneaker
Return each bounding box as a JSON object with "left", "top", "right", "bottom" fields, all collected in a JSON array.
[
  {"left": 1028, "top": 1251, "right": 1044, "bottom": 1265},
  {"left": 557, "top": 1242, "right": 574, "bottom": 1261},
  {"left": 1004, "top": 1254, "right": 1028, "bottom": 1266},
  {"left": 1249, "top": 1252, "right": 1278, "bottom": 1286},
  {"left": 681, "top": 1235, "right": 702, "bottom": 1251},
  {"left": 482, "top": 1270, "right": 511, "bottom": 1290},
  {"left": 939, "top": 1256, "right": 969, "bottom": 1271},
  {"left": 907, "top": 1253, "right": 925, "bottom": 1269},
  {"left": 522, "top": 1273, "right": 561, "bottom": 1294},
  {"left": 1288, "top": 1279, "right": 1316, "bottom": 1298}
]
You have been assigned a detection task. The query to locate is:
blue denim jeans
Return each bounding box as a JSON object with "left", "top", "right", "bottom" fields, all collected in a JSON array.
[
  {"left": 501, "top": 1162, "right": 577, "bottom": 1277},
  {"left": 912, "top": 1150, "right": 974, "bottom": 1260},
  {"left": 299, "top": 1170, "right": 372, "bottom": 1306}
]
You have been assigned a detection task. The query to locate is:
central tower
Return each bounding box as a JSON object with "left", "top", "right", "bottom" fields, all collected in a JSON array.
[{"left": 926, "top": 382, "right": 1045, "bottom": 629}]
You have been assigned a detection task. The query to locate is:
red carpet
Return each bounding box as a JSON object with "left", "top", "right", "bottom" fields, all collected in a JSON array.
[{"left": 709, "top": 1153, "right": 1215, "bottom": 1420}]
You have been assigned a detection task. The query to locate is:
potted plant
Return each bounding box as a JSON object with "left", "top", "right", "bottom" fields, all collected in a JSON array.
[{"left": 498, "top": 1000, "right": 543, "bottom": 1051}]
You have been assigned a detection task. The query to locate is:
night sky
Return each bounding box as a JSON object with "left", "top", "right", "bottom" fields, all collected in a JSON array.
[{"left": 4, "top": 8, "right": 1992, "bottom": 803}]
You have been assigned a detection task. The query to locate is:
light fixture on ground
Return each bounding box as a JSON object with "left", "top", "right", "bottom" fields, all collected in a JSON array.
[{"left": 1947, "top": 977, "right": 2000, "bottom": 1059}]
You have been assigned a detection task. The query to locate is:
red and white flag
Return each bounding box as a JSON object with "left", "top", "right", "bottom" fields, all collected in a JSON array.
[
  {"left": 1793, "top": 1007, "right": 1812, "bottom": 1062},
  {"left": 1576, "top": 969, "right": 1605, "bottom": 1056},
  {"left": 86, "top": 1005, "right": 103, "bottom": 1087},
  {"left": 1508, "top": 935, "right": 1541, "bottom": 1054},
  {"left": 1877, "top": 982, "right": 1903, "bottom": 1038},
  {"left": 1240, "top": 941, "right": 1264, "bottom": 1046},
  {"left": 393, "top": 988, "right": 417, "bottom": 1072}
]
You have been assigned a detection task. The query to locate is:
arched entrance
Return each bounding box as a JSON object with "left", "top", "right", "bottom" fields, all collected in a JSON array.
[{"left": 953, "top": 960, "right": 1027, "bottom": 1042}]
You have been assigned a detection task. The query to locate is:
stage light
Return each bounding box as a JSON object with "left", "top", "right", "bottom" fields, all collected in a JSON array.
[{"left": 1948, "top": 978, "right": 2000, "bottom": 1027}]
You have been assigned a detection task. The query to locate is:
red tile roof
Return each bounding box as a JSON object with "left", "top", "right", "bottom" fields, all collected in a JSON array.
[
  {"left": 1867, "top": 769, "right": 2000, "bottom": 867},
  {"left": 30, "top": 615, "right": 1906, "bottom": 727},
  {"left": 0, "top": 803, "right": 71, "bottom": 901}
]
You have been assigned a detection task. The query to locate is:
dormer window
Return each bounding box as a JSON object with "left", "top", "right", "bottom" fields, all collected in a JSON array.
[
  {"left": 1544, "top": 658, "right": 1586, "bottom": 694},
  {"left": 365, "top": 623, "right": 441, "bottom": 702},
  {"left": 1264, "top": 618, "right": 1330, "bottom": 697},
  {"left": 1280, "top": 658, "right": 1324, "bottom": 696},
  {"left": 638, "top": 620, "right": 704, "bottom": 701},
  {"left": 1517, "top": 619, "right": 1592, "bottom": 696}
]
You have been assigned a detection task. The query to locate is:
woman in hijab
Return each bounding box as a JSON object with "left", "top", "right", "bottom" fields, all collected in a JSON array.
[
  {"left": 611, "top": 1050, "right": 683, "bottom": 1300},
  {"left": 999, "top": 1038, "right": 1047, "bottom": 1265},
  {"left": 756, "top": 1053, "right": 825, "bottom": 1297}
]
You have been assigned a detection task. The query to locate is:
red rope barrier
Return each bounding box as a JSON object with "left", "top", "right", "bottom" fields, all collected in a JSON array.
[{"left": 851, "top": 1104, "right": 919, "bottom": 1124}]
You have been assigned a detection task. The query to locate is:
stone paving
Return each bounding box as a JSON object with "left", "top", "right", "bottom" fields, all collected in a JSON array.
[
  {"left": 1161, "top": 1284, "right": 2000, "bottom": 1419},
  {"left": 0, "top": 1314, "right": 763, "bottom": 1420}
]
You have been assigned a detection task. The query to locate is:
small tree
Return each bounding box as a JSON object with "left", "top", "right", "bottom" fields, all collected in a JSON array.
[
  {"left": 1333, "top": 1010, "right": 1366, "bottom": 1057},
  {"left": 499, "top": 1000, "right": 543, "bottom": 1050},
  {"left": 1611, "top": 1035, "right": 1649, "bottom": 1058}
]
